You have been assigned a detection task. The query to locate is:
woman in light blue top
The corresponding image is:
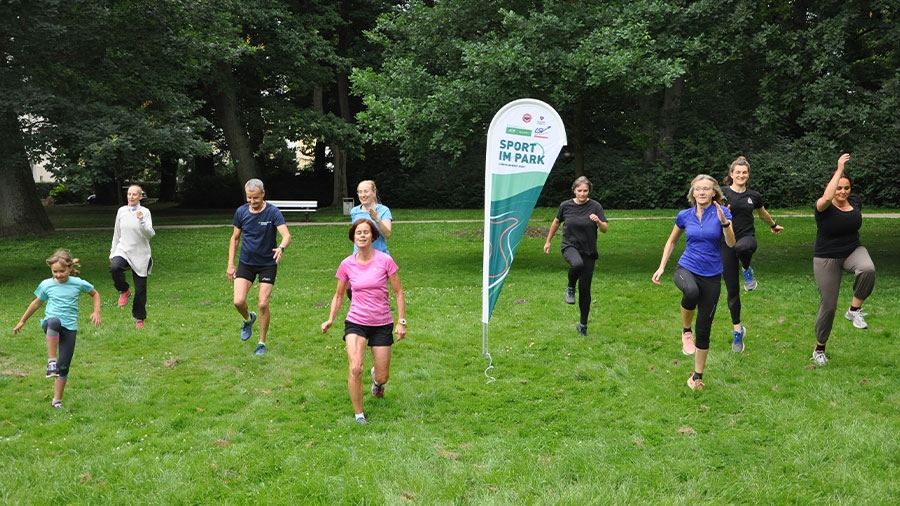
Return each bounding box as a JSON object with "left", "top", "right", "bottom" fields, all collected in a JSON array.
[
  {"left": 14, "top": 249, "right": 102, "bottom": 409},
  {"left": 349, "top": 180, "right": 392, "bottom": 255}
]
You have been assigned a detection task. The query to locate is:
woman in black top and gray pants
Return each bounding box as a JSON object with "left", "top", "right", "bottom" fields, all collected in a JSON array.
[{"left": 811, "top": 153, "right": 876, "bottom": 366}]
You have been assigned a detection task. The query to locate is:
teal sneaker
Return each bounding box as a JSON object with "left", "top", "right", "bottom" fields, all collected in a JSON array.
[{"left": 240, "top": 312, "right": 257, "bottom": 341}]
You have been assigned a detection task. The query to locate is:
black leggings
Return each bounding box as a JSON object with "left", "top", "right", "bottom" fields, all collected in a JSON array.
[
  {"left": 42, "top": 317, "right": 77, "bottom": 378},
  {"left": 674, "top": 266, "right": 721, "bottom": 350},
  {"left": 721, "top": 236, "right": 757, "bottom": 325},
  {"left": 562, "top": 247, "right": 596, "bottom": 325},
  {"left": 110, "top": 256, "right": 150, "bottom": 320}
]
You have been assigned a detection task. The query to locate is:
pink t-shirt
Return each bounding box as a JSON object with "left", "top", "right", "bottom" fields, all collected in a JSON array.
[{"left": 336, "top": 251, "right": 399, "bottom": 326}]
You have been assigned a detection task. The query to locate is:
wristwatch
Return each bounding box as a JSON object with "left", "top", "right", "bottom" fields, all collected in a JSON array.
[{"left": 398, "top": 319, "right": 407, "bottom": 325}]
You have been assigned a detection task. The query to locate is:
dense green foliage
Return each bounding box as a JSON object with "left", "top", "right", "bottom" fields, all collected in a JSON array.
[
  {"left": 355, "top": 1, "right": 900, "bottom": 209},
  {"left": 2, "top": 1, "right": 898, "bottom": 238},
  {"left": 1, "top": 208, "right": 899, "bottom": 504}
]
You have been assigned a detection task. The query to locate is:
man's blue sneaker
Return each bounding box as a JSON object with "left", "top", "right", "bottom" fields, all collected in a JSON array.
[
  {"left": 742, "top": 267, "right": 758, "bottom": 291},
  {"left": 732, "top": 326, "right": 746, "bottom": 353},
  {"left": 254, "top": 343, "right": 266, "bottom": 356},
  {"left": 240, "top": 312, "right": 257, "bottom": 341}
]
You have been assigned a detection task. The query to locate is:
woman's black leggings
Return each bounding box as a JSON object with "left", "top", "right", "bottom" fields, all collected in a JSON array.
[
  {"left": 674, "top": 266, "right": 721, "bottom": 350},
  {"left": 562, "top": 247, "right": 596, "bottom": 325},
  {"left": 721, "top": 236, "right": 758, "bottom": 325}
]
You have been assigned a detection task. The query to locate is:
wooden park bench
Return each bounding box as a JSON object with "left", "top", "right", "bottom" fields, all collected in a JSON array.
[{"left": 267, "top": 200, "right": 318, "bottom": 221}]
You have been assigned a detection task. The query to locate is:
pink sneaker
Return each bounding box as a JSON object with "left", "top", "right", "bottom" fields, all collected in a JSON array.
[
  {"left": 135, "top": 320, "right": 145, "bottom": 329},
  {"left": 681, "top": 331, "right": 696, "bottom": 355},
  {"left": 118, "top": 289, "right": 131, "bottom": 307}
]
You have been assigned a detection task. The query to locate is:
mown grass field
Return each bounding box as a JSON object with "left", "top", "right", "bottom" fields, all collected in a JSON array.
[{"left": 1, "top": 205, "right": 898, "bottom": 505}]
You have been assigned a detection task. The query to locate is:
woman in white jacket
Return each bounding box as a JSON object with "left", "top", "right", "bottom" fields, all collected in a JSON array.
[{"left": 110, "top": 184, "right": 155, "bottom": 328}]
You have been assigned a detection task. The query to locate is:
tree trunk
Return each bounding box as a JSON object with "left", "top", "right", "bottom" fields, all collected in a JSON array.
[
  {"left": 571, "top": 97, "right": 585, "bottom": 178},
  {"left": 332, "top": 71, "right": 352, "bottom": 206},
  {"left": 313, "top": 84, "right": 350, "bottom": 209},
  {"left": 209, "top": 62, "right": 259, "bottom": 186},
  {"left": 159, "top": 154, "right": 178, "bottom": 202},
  {"left": 657, "top": 76, "right": 684, "bottom": 161},
  {"left": 0, "top": 107, "right": 54, "bottom": 237},
  {"left": 638, "top": 92, "right": 659, "bottom": 165}
]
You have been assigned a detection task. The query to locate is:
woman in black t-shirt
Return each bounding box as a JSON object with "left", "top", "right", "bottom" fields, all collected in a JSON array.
[
  {"left": 543, "top": 176, "right": 608, "bottom": 336},
  {"left": 811, "top": 153, "right": 876, "bottom": 366},
  {"left": 720, "top": 156, "right": 784, "bottom": 353}
]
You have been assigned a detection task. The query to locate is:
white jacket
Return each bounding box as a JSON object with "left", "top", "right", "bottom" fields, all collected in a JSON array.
[{"left": 110, "top": 205, "right": 155, "bottom": 277}]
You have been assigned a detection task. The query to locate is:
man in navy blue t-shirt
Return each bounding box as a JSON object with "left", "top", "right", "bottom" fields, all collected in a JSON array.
[{"left": 226, "top": 179, "right": 292, "bottom": 356}]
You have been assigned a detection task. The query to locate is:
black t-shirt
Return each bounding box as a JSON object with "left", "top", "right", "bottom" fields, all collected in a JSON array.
[
  {"left": 814, "top": 195, "right": 862, "bottom": 258},
  {"left": 722, "top": 186, "right": 764, "bottom": 239},
  {"left": 556, "top": 199, "right": 607, "bottom": 258}
]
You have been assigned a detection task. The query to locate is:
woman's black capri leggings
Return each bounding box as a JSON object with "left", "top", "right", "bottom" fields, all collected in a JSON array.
[{"left": 674, "top": 266, "right": 721, "bottom": 350}]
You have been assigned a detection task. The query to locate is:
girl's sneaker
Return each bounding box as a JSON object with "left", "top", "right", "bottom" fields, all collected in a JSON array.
[
  {"left": 46, "top": 361, "right": 59, "bottom": 378},
  {"left": 51, "top": 400, "right": 63, "bottom": 409}
]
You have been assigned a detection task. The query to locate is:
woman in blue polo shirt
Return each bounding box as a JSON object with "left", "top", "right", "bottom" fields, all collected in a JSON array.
[{"left": 652, "top": 174, "right": 736, "bottom": 391}]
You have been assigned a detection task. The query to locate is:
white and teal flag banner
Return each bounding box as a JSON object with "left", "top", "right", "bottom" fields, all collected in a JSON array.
[{"left": 482, "top": 99, "right": 567, "bottom": 344}]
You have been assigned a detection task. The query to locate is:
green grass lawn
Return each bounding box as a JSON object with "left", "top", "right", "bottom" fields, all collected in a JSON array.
[{"left": 1, "top": 206, "right": 899, "bottom": 505}]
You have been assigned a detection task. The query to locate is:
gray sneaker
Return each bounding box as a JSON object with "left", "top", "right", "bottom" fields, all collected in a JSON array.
[
  {"left": 732, "top": 326, "right": 746, "bottom": 353},
  {"left": 844, "top": 309, "right": 868, "bottom": 329},
  {"left": 576, "top": 323, "right": 588, "bottom": 336},
  {"left": 742, "top": 267, "right": 758, "bottom": 291},
  {"left": 564, "top": 287, "right": 576, "bottom": 304},
  {"left": 811, "top": 349, "right": 828, "bottom": 366},
  {"left": 240, "top": 312, "right": 257, "bottom": 341}
]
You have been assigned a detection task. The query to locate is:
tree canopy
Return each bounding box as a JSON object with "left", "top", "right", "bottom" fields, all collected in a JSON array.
[{"left": 2, "top": 0, "right": 897, "bottom": 236}]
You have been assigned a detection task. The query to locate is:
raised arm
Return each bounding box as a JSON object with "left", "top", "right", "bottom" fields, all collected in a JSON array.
[
  {"left": 817, "top": 153, "right": 850, "bottom": 212},
  {"left": 715, "top": 202, "right": 736, "bottom": 248},
  {"left": 371, "top": 205, "right": 392, "bottom": 239},
  {"left": 138, "top": 208, "right": 155, "bottom": 239}
]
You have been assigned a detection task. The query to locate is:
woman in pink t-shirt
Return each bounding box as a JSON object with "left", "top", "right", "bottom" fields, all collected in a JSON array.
[{"left": 322, "top": 219, "right": 407, "bottom": 425}]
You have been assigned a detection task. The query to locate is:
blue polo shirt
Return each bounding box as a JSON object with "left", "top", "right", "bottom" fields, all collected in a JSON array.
[
  {"left": 675, "top": 205, "right": 733, "bottom": 277},
  {"left": 233, "top": 203, "right": 286, "bottom": 266}
]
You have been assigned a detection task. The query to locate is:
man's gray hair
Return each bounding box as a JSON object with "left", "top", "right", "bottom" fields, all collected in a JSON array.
[{"left": 245, "top": 178, "right": 265, "bottom": 192}]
